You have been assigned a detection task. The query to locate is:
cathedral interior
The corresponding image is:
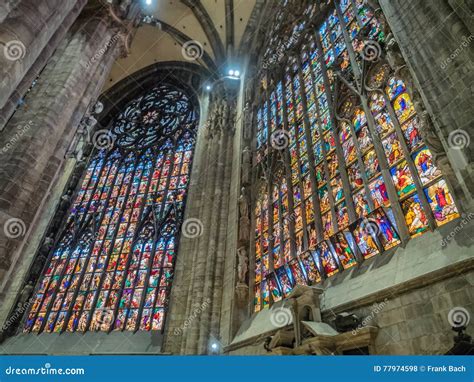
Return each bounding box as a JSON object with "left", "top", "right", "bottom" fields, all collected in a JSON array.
[{"left": 0, "top": 0, "right": 473, "bottom": 356}]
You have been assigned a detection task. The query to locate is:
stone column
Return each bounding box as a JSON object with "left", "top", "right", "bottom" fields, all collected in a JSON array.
[
  {"left": 0, "top": 0, "right": 87, "bottom": 115},
  {"left": 163, "top": 91, "right": 237, "bottom": 355},
  {"left": 380, "top": 0, "right": 474, "bottom": 209},
  {"left": 0, "top": 9, "right": 129, "bottom": 298},
  {"left": 0, "top": 1, "right": 87, "bottom": 132}
]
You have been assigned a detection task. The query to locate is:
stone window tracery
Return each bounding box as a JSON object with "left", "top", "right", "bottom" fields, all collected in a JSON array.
[{"left": 24, "top": 84, "right": 199, "bottom": 333}]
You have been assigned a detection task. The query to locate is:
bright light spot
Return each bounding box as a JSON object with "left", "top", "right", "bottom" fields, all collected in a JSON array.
[
  {"left": 234, "top": 70, "right": 240, "bottom": 77},
  {"left": 206, "top": 85, "right": 211, "bottom": 91},
  {"left": 228, "top": 69, "right": 235, "bottom": 76},
  {"left": 146, "top": 0, "right": 152, "bottom": 5},
  {"left": 211, "top": 343, "right": 218, "bottom": 350}
]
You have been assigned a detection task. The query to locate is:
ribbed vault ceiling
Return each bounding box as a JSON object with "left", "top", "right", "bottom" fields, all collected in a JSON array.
[{"left": 105, "top": 0, "right": 258, "bottom": 91}]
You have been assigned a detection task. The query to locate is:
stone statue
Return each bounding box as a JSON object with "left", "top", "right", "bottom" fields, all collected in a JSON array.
[
  {"left": 92, "top": 101, "right": 104, "bottom": 115},
  {"left": 238, "top": 187, "right": 250, "bottom": 243},
  {"left": 29, "top": 236, "right": 54, "bottom": 278},
  {"left": 237, "top": 247, "right": 249, "bottom": 284},
  {"left": 58, "top": 190, "right": 72, "bottom": 213},
  {"left": 0, "top": 254, "right": 10, "bottom": 270},
  {"left": 17, "top": 281, "right": 34, "bottom": 307},
  {"left": 241, "top": 146, "right": 251, "bottom": 186},
  {"left": 238, "top": 187, "right": 249, "bottom": 218},
  {"left": 385, "top": 33, "right": 405, "bottom": 71}
]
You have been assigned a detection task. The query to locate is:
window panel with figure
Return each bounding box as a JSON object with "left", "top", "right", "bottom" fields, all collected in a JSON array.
[
  {"left": 401, "top": 194, "right": 430, "bottom": 237},
  {"left": 351, "top": 219, "right": 381, "bottom": 259},
  {"left": 299, "top": 251, "right": 322, "bottom": 284},
  {"left": 412, "top": 146, "right": 442, "bottom": 185},
  {"left": 390, "top": 161, "right": 416, "bottom": 198},
  {"left": 424, "top": 179, "right": 459, "bottom": 226}
]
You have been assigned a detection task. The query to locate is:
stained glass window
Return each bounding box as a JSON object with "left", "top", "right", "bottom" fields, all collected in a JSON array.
[
  {"left": 252, "top": 0, "right": 459, "bottom": 311},
  {"left": 24, "top": 84, "right": 199, "bottom": 333}
]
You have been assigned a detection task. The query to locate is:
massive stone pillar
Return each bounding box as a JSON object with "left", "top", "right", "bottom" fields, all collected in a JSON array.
[
  {"left": 380, "top": 0, "right": 474, "bottom": 209},
  {"left": 163, "top": 90, "right": 238, "bottom": 354},
  {"left": 0, "top": 4, "right": 135, "bottom": 327},
  {"left": 0, "top": 0, "right": 87, "bottom": 129}
]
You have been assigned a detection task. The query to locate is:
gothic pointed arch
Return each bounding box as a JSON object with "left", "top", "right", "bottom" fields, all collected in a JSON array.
[{"left": 23, "top": 65, "right": 203, "bottom": 334}]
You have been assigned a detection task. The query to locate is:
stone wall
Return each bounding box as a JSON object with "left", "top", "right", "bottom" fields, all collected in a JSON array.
[{"left": 345, "top": 271, "right": 473, "bottom": 355}]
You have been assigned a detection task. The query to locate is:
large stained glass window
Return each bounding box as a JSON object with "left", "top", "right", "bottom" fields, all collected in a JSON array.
[
  {"left": 24, "top": 84, "right": 199, "bottom": 333},
  {"left": 252, "top": 0, "right": 459, "bottom": 312}
]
